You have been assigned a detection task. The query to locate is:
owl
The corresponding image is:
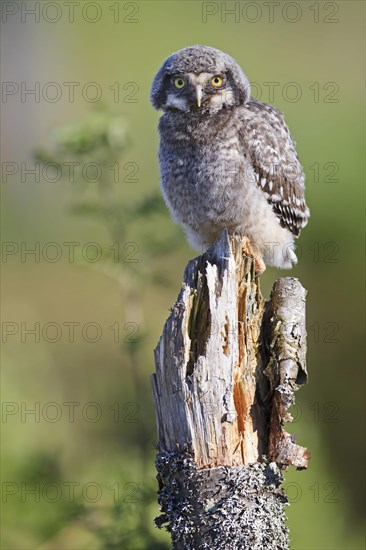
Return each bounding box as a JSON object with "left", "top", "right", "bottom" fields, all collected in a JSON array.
[{"left": 150, "top": 45, "right": 309, "bottom": 272}]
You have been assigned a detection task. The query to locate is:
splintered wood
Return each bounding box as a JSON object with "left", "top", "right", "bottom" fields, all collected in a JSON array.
[{"left": 151, "top": 230, "right": 309, "bottom": 470}]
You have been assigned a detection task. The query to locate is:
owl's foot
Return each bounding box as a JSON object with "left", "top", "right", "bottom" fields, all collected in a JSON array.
[{"left": 241, "top": 237, "right": 266, "bottom": 276}]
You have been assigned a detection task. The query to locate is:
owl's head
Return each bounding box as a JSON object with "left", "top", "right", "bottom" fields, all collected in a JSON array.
[{"left": 150, "top": 45, "right": 251, "bottom": 113}]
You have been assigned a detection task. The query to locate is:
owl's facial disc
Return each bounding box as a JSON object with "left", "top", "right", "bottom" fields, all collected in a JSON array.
[{"left": 165, "top": 72, "right": 233, "bottom": 112}]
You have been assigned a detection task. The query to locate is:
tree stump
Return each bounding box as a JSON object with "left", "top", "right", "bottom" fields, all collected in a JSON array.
[{"left": 151, "top": 231, "right": 309, "bottom": 549}]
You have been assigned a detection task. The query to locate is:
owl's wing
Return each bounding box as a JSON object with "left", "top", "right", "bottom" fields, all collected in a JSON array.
[{"left": 241, "top": 98, "right": 309, "bottom": 236}]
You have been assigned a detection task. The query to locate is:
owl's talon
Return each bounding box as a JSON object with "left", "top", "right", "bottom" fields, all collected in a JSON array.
[
  {"left": 241, "top": 238, "right": 266, "bottom": 276},
  {"left": 254, "top": 257, "right": 266, "bottom": 277}
]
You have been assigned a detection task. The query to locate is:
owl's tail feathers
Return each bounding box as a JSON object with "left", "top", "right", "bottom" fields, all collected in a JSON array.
[
  {"left": 261, "top": 238, "right": 298, "bottom": 270},
  {"left": 284, "top": 247, "right": 298, "bottom": 268}
]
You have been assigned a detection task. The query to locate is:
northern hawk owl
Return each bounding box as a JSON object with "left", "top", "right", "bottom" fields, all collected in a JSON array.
[{"left": 150, "top": 45, "right": 309, "bottom": 272}]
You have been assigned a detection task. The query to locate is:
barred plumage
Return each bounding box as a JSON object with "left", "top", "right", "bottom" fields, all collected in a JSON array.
[{"left": 243, "top": 98, "right": 310, "bottom": 236}]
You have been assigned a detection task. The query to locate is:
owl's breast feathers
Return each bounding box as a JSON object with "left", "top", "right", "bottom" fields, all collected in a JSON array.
[
  {"left": 158, "top": 98, "right": 309, "bottom": 238},
  {"left": 240, "top": 98, "right": 310, "bottom": 236}
]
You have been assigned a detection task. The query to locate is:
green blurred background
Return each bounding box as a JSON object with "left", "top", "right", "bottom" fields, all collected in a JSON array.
[{"left": 1, "top": 1, "right": 365, "bottom": 548}]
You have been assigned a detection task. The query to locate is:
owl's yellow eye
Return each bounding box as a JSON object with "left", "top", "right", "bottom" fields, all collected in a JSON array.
[
  {"left": 211, "top": 75, "right": 223, "bottom": 88},
  {"left": 174, "top": 77, "right": 185, "bottom": 89}
]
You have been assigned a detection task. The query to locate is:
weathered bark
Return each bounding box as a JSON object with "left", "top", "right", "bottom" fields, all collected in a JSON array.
[{"left": 151, "top": 231, "right": 309, "bottom": 549}]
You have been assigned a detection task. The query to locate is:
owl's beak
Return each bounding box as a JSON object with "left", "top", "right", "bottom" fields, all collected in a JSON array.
[{"left": 195, "top": 85, "right": 203, "bottom": 108}]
